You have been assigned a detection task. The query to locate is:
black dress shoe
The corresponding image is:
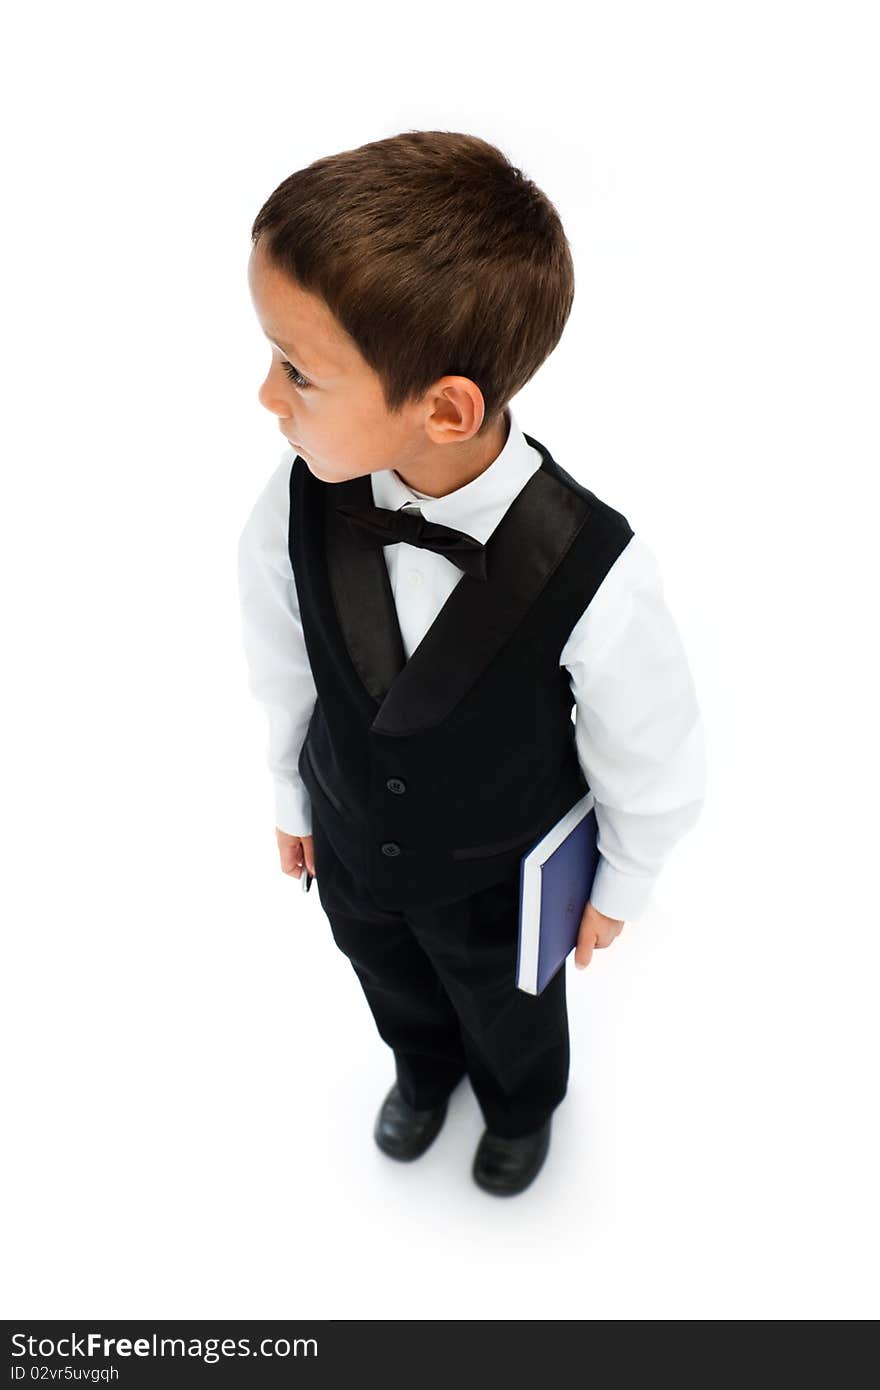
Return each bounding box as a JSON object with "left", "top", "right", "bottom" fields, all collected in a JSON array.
[
  {"left": 472, "top": 1116, "right": 552, "bottom": 1195},
  {"left": 374, "top": 1082, "right": 449, "bottom": 1161}
]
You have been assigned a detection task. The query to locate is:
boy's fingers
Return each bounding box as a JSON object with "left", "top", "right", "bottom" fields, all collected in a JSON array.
[
  {"left": 574, "top": 929, "right": 594, "bottom": 970},
  {"left": 301, "top": 834, "right": 316, "bottom": 878},
  {"left": 278, "top": 842, "right": 303, "bottom": 877},
  {"left": 574, "top": 906, "right": 626, "bottom": 970},
  {"left": 275, "top": 828, "right": 317, "bottom": 879}
]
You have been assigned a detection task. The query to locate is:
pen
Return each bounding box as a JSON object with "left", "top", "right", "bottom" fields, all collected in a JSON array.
[{"left": 301, "top": 867, "right": 313, "bottom": 892}]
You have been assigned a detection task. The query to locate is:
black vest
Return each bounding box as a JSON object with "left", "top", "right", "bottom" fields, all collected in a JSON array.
[{"left": 289, "top": 433, "right": 634, "bottom": 911}]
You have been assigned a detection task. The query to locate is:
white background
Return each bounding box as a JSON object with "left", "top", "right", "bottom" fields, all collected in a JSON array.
[{"left": 2, "top": 0, "right": 878, "bottom": 1321}]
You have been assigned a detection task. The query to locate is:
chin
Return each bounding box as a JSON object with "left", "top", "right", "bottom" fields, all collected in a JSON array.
[
  {"left": 303, "top": 458, "right": 335, "bottom": 482},
  {"left": 304, "top": 457, "right": 360, "bottom": 484}
]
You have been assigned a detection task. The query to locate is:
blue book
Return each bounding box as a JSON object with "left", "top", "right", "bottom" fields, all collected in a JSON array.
[{"left": 515, "top": 791, "right": 599, "bottom": 995}]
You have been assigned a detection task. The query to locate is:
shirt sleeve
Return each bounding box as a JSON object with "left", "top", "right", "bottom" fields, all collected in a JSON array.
[
  {"left": 560, "top": 533, "right": 707, "bottom": 922},
  {"left": 236, "top": 450, "right": 317, "bottom": 837}
]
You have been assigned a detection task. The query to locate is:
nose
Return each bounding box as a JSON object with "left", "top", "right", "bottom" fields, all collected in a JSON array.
[{"left": 257, "top": 378, "right": 291, "bottom": 419}]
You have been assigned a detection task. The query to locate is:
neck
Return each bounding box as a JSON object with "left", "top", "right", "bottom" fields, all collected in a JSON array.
[{"left": 394, "top": 408, "right": 510, "bottom": 498}]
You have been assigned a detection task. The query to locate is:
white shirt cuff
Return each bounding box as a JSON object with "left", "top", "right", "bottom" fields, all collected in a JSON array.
[
  {"left": 588, "top": 857, "right": 656, "bottom": 922},
  {"left": 273, "top": 778, "right": 312, "bottom": 838}
]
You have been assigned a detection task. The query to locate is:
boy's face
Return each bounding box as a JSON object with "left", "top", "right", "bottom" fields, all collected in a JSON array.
[
  {"left": 248, "top": 238, "right": 468, "bottom": 486},
  {"left": 246, "top": 234, "right": 428, "bottom": 483}
]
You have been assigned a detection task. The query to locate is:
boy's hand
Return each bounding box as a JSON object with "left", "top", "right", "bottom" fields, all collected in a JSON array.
[
  {"left": 574, "top": 901, "right": 625, "bottom": 970},
  {"left": 275, "top": 829, "right": 316, "bottom": 880}
]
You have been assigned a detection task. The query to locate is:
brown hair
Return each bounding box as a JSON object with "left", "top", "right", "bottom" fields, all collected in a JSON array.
[{"left": 251, "top": 130, "right": 575, "bottom": 437}]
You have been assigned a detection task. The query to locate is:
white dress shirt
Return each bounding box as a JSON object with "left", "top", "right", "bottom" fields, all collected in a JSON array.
[{"left": 237, "top": 405, "right": 706, "bottom": 921}]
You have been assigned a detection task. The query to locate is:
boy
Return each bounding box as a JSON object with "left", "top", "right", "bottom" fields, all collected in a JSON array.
[{"left": 237, "top": 130, "right": 706, "bottom": 1197}]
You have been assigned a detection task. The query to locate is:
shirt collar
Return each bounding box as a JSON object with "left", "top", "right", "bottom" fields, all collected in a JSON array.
[{"left": 369, "top": 405, "right": 542, "bottom": 543}]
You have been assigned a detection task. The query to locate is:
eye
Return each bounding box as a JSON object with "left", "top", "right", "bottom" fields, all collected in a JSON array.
[{"left": 281, "top": 360, "right": 311, "bottom": 390}]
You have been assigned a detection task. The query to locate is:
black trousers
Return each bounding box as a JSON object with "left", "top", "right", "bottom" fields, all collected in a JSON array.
[{"left": 310, "top": 810, "right": 570, "bottom": 1138}]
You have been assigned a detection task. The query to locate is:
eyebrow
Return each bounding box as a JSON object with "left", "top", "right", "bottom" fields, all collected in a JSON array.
[
  {"left": 263, "top": 330, "right": 312, "bottom": 367},
  {"left": 262, "top": 328, "right": 338, "bottom": 382},
  {"left": 258, "top": 325, "right": 314, "bottom": 369}
]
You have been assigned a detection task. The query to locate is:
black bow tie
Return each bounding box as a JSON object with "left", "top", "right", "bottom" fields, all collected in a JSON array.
[{"left": 335, "top": 502, "right": 488, "bottom": 581}]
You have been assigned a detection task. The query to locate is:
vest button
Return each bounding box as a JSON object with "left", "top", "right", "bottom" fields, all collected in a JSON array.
[
  {"left": 386, "top": 777, "right": 407, "bottom": 794},
  {"left": 380, "top": 841, "right": 401, "bottom": 857}
]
